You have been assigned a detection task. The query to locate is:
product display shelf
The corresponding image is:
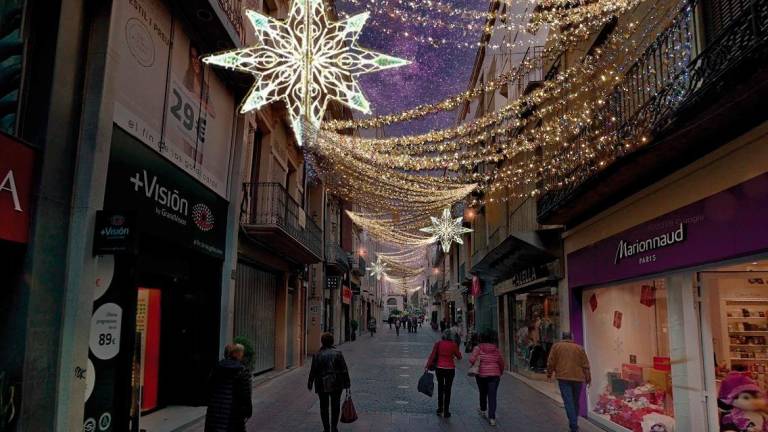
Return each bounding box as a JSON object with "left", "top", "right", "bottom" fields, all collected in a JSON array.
[{"left": 725, "top": 298, "right": 768, "bottom": 389}]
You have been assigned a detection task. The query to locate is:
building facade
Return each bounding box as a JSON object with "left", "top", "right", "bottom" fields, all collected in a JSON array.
[{"left": 534, "top": 0, "right": 768, "bottom": 429}]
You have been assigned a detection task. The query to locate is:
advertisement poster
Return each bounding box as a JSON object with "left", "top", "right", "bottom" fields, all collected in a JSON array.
[
  {"left": 164, "top": 31, "right": 235, "bottom": 198},
  {"left": 110, "top": 0, "right": 171, "bottom": 150},
  {"left": 110, "top": 0, "right": 234, "bottom": 198}
]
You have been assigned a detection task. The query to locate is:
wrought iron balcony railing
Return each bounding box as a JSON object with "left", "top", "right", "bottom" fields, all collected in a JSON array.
[
  {"left": 241, "top": 182, "right": 323, "bottom": 260},
  {"left": 538, "top": 0, "right": 768, "bottom": 219},
  {"left": 325, "top": 242, "right": 350, "bottom": 271}
]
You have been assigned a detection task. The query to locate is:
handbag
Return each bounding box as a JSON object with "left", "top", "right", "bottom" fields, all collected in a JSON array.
[
  {"left": 417, "top": 371, "right": 434, "bottom": 397},
  {"left": 468, "top": 346, "right": 482, "bottom": 377},
  {"left": 340, "top": 389, "right": 358, "bottom": 423}
]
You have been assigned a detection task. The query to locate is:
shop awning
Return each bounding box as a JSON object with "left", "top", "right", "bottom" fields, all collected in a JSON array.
[{"left": 471, "top": 228, "right": 562, "bottom": 284}]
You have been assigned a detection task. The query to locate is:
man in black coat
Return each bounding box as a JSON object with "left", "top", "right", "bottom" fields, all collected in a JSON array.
[
  {"left": 205, "top": 343, "right": 253, "bottom": 432},
  {"left": 308, "top": 333, "right": 351, "bottom": 432}
]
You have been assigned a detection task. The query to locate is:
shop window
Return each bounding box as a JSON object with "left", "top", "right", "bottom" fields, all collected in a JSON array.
[
  {"left": 701, "top": 262, "right": 768, "bottom": 431},
  {"left": 512, "top": 288, "right": 559, "bottom": 381},
  {"left": 583, "top": 280, "right": 675, "bottom": 432}
]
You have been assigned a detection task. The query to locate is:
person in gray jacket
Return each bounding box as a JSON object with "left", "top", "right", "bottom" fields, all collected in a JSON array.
[{"left": 308, "top": 333, "right": 351, "bottom": 432}]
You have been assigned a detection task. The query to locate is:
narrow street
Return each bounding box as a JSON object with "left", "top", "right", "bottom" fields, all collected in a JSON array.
[{"left": 183, "top": 326, "right": 601, "bottom": 432}]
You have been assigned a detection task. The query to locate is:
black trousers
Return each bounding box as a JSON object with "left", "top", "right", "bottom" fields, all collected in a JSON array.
[
  {"left": 436, "top": 368, "right": 456, "bottom": 414},
  {"left": 318, "top": 390, "right": 342, "bottom": 432}
]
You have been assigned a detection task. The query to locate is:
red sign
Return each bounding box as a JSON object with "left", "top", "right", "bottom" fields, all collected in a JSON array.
[
  {"left": 0, "top": 134, "right": 35, "bottom": 243},
  {"left": 342, "top": 286, "right": 352, "bottom": 305},
  {"left": 653, "top": 356, "right": 671, "bottom": 371}
]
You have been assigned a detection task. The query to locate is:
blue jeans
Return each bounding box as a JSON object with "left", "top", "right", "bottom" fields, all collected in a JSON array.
[
  {"left": 558, "top": 379, "right": 582, "bottom": 432},
  {"left": 476, "top": 376, "right": 501, "bottom": 419}
]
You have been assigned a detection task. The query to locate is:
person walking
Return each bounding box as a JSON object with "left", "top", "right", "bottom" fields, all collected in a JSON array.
[
  {"left": 204, "top": 343, "right": 253, "bottom": 432},
  {"left": 547, "top": 332, "right": 591, "bottom": 432},
  {"left": 388, "top": 315, "right": 393, "bottom": 329},
  {"left": 308, "top": 333, "right": 352, "bottom": 432},
  {"left": 412, "top": 316, "right": 419, "bottom": 333},
  {"left": 439, "top": 319, "right": 447, "bottom": 333},
  {"left": 425, "top": 330, "right": 462, "bottom": 418},
  {"left": 394, "top": 316, "right": 401, "bottom": 336},
  {"left": 449, "top": 322, "right": 462, "bottom": 347},
  {"left": 470, "top": 331, "right": 505, "bottom": 427},
  {"left": 368, "top": 317, "right": 377, "bottom": 337}
]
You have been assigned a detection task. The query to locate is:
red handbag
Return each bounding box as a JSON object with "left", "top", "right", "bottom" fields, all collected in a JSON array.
[{"left": 340, "top": 389, "right": 358, "bottom": 423}]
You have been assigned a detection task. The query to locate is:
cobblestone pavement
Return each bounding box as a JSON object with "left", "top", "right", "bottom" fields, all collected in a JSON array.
[{"left": 182, "top": 325, "right": 603, "bottom": 432}]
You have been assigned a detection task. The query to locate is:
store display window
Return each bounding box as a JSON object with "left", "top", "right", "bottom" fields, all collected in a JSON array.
[
  {"left": 512, "top": 287, "right": 559, "bottom": 381},
  {"left": 700, "top": 262, "right": 768, "bottom": 432},
  {"left": 582, "top": 279, "right": 675, "bottom": 432}
]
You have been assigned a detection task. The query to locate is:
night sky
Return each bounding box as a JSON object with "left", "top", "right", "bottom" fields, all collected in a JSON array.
[{"left": 337, "top": 0, "right": 491, "bottom": 137}]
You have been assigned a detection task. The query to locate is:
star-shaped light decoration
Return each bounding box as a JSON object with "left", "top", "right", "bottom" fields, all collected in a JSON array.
[
  {"left": 202, "top": 0, "right": 410, "bottom": 142},
  {"left": 419, "top": 208, "right": 473, "bottom": 253},
  {"left": 366, "top": 255, "right": 388, "bottom": 281}
]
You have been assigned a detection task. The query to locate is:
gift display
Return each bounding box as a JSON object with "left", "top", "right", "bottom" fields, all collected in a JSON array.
[{"left": 594, "top": 378, "right": 674, "bottom": 432}]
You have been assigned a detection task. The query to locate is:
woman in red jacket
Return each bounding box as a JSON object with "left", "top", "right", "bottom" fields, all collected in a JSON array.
[
  {"left": 425, "top": 330, "right": 462, "bottom": 417},
  {"left": 469, "top": 330, "right": 505, "bottom": 427}
]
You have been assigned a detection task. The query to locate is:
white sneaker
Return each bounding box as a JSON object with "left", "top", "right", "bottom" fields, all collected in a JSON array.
[
  {"left": 489, "top": 419, "right": 497, "bottom": 427},
  {"left": 478, "top": 409, "right": 487, "bottom": 418}
]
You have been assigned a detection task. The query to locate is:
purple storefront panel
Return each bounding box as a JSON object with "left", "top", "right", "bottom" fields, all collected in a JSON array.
[
  {"left": 566, "top": 172, "right": 768, "bottom": 418},
  {"left": 568, "top": 172, "right": 768, "bottom": 289}
]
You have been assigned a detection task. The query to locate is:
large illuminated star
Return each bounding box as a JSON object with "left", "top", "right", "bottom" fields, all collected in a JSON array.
[
  {"left": 366, "top": 255, "right": 388, "bottom": 281},
  {"left": 202, "top": 0, "right": 410, "bottom": 142},
  {"left": 419, "top": 208, "right": 473, "bottom": 253}
]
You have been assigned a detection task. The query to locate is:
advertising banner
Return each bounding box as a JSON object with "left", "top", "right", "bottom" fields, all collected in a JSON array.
[
  {"left": 568, "top": 172, "right": 768, "bottom": 288},
  {"left": 104, "top": 127, "right": 228, "bottom": 259},
  {"left": 110, "top": 0, "right": 234, "bottom": 198},
  {"left": 0, "top": 133, "right": 35, "bottom": 243}
]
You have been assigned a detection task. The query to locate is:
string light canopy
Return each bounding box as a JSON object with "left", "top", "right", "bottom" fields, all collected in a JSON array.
[
  {"left": 202, "top": 0, "right": 410, "bottom": 141},
  {"left": 419, "top": 208, "right": 473, "bottom": 253},
  {"left": 366, "top": 255, "right": 389, "bottom": 280}
]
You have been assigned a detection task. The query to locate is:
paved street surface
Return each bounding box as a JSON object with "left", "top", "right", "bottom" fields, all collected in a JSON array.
[{"left": 182, "top": 326, "right": 602, "bottom": 432}]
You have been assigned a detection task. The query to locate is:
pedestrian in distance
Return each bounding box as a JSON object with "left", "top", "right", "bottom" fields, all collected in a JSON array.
[
  {"left": 449, "top": 321, "right": 462, "bottom": 347},
  {"left": 308, "top": 333, "right": 352, "bottom": 432},
  {"left": 547, "top": 332, "right": 591, "bottom": 432},
  {"left": 412, "top": 316, "right": 419, "bottom": 333},
  {"left": 439, "top": 319, "right": 447, "bottom": 333},
  {"left": 368, "top": 317, "right": 376, "bottom": 337},
  {"left": 470, "top": 330, "right": 505, "bottom": 427},
  {"left": 388, "top": 316, "right": 393, "bottom": 329},
  {"left": 394, "top": 317, "right": 401, "bottom": 336},
  {"left": 425, "top": 330, "right": 462, "bottom": 418},
  {"left": 204, "top": 343, "right": 253, "bottom": 432}
]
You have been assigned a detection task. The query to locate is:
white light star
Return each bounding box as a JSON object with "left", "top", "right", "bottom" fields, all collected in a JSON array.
[
  {"left": 419, "top": 208, "right": 473, "bottom": 253},
  {"left": 202, "top": 0, "right": 410, "bottom": 142},
  {"left": 366, "top": 255, "right": 388, "bottom": 281}
]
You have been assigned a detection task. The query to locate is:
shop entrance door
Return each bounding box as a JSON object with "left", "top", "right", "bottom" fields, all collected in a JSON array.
[
  {"left": 135, "top": 288, "right": 162, "bottom": 413},
  {"left": 287, "top": 289, "right": 294, "bottom": 368}
]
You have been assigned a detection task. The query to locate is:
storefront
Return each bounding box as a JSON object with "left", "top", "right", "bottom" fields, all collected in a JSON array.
[
  {"left": 83, "top": 127, "right": 228, "bottom": 431},
  {"left": 567, "top": 167, "right": 768, "bottom": 432},
  {"left": 494, "top": 262, "right": 562, "bottom": 394},
  {"left": 0, "top": 133, "right": 36, "bottom": 431}
]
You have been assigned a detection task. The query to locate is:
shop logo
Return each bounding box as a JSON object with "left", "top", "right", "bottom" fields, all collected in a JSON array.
[
  {"left": 100, "top": 214, "right": 130, "bottom": 239},
  {"left": 129, "top": 170, "right": 189, "bottom": 225},
  {"left": 614, "top": 223, "right": 686, "bottom": 264},
  {"left": 191, "top": 203, "right": 215, "bottom": 232},
  {"left": 0, "top": 169, "right": 22, "bottom": 212}
]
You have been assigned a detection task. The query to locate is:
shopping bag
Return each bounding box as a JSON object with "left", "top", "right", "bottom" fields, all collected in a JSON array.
[
  {"left": 418, "top": 371, "right": 434, "bottom": 397},
  {"left": 340, "top": 389, "right": 358, "bottom": 423}
]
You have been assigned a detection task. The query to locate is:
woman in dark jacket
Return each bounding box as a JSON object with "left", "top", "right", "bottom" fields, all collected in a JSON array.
[
  {"left": 205, "top": 344, "right": 253, "bottom": 432},
  {"left": 308, "top": 333, "right": 351, "bottom": 432}
]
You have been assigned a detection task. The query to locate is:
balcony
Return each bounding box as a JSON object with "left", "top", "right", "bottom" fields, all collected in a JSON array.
[
  {"left": 537, "top": 0, "right": 768, "bottom": 225},
  {"left": 325, "top": 242, "right": 351, "bottom": 273},
  {"left": 241, "top": 183, "right": 322, "bottom": 264}
]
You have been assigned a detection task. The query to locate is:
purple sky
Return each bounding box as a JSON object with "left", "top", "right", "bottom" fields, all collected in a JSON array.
[{"left": 337, "top": 0, "right": 490, "bottom": 137}]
